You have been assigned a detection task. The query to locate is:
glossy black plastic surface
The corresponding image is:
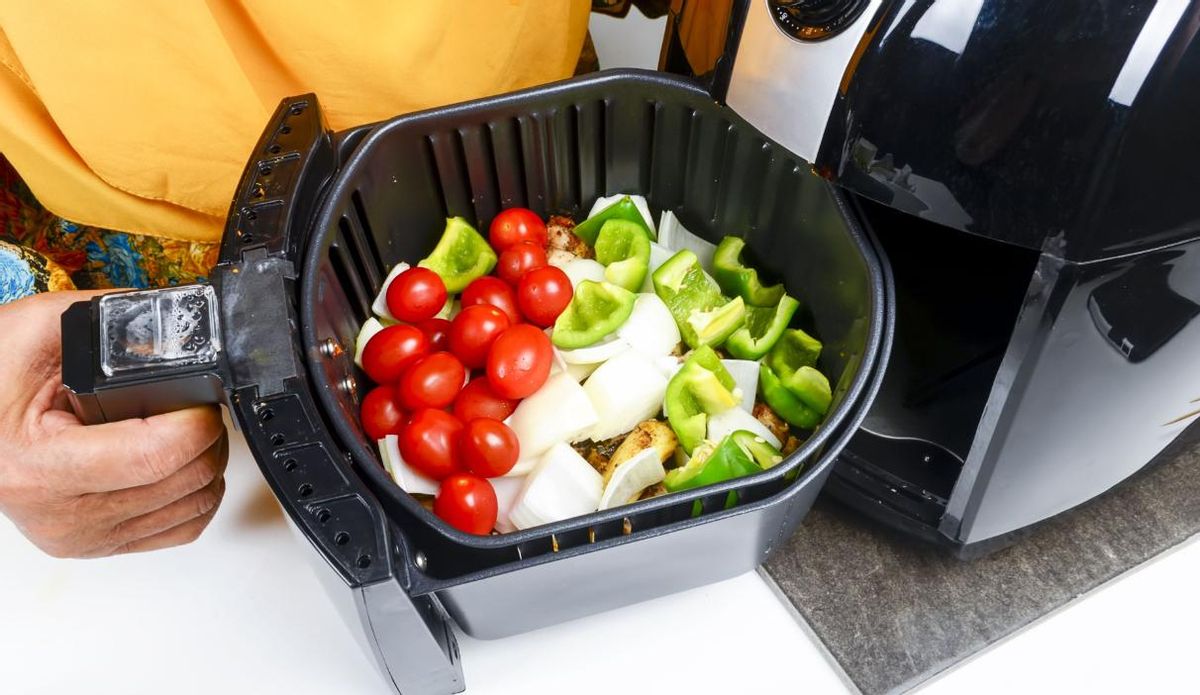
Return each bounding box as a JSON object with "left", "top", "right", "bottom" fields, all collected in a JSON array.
[{"left": 819, "top": 0, "right": 1200, "bottom": 261}]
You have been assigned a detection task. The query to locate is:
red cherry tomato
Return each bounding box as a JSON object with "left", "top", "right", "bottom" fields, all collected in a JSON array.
[
  {"left": 360, "top": 324, "right": 429, "bottom": 384},
  {"left": 486, "top": 324, "right": 553, "bottom": 399},
  {"left": 488, "top": 207, "right": 548, "bottom": 252},
  {"left": 416, "top": 317, "right": 452, "bottom": 353},
  {"left": 400, "top": 409, "right": 464, "bottom": 480},
  {"left": 359, "top": 386, "right": 407, "bottom": 440},
  {"left": 460, "top": 418, "right": 520, "bottom": 477},
  {"left": 448, "top": 304, "right": 510, "bottom": 369},
  {"left": 516, "top": 266, "right": 573, "bottom": 327},
  {"left": 386, "top": 267, "right": 447, "bottom": 323},
  {"left": 395, "top": 352, "right": 466, "bottom": 410},
  {"left": 497, "top": 242, "right": 548, "bottom": 286},
  {"left": 453, "top": 377, "right": 520, "bottom": 423},
  {"left": 461, "top": 276, "right": 522, "bottom": 325},
  {"left": 434, "top": 474, "right": 498, "bottom": 535}
]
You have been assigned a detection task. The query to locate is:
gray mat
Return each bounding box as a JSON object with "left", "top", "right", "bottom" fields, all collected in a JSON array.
[{"left": 764, "top": 435, "right": 1200, "bottom": 695}]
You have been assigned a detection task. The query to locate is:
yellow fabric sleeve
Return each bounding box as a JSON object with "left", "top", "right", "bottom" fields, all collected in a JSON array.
[{"left": 0, "top": 1, "right": 590, "bottom": 243}]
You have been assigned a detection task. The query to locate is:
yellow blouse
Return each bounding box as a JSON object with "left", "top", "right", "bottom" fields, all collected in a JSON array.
[{"left": 0, "top": 1, "right": 589, "bottom": 243}]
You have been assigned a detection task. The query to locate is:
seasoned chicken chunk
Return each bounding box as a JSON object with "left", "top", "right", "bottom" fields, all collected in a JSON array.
[
  {"left": 753, "top": 401, "right": 790, "bottom": 446},
  {"left": 603, "top": 420, "right": 678, "bottom": 484},
  {"left": 547, "top": 214, "right": 593, "bottom": 259}
]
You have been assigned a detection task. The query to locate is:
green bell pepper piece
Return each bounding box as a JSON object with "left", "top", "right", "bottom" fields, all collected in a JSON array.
[
  {"left": 594, "top": 219, "right": 651, "bottom": 291},
  {"left": 684, "top": 296, "right": 746, "bottom": 349},
  {"left": 765, "top": 327, "right": 823, "bottom": 381},
  {"left": 664, "top": 346, "right": 740, "bottom": 454},
  {"left": 758, "top": 363, "right": 830, "bottom": 429},
  {"left": 652, "top": 249, "right": 744, "bottom": 348},
  {"left": 730, "top": 430, "right": 785, "bottom": 469},
  {"left": 573, "top": 196, "right": 655, "bottom": 246},
  {"left": 418, "top": 217, "right": 497, "bottom": 293},
  {"left": 725, "top": 294, "right": 800, "bottom": 360},
  {"left": 663, "top": 434, "right": 762, "bottom": 492},
  {"left": 712, "top": 236, "right": 785, "bottom": 307},
  {"left": 551, "top": 280, "right": 636, "bottom": 349},
  {"left": 785, "top": 364, "right": 832, "bottom": 414}
]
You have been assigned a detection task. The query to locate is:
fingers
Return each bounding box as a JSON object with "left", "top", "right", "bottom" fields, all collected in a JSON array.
[
  {"left": 106, "top": 475, "right": 226, "bottom": 555},
  {"left": 52, "top": 405, "right": 225, "bottom": 493},
  {"left": 110, "top": 501, "right": 222, "bottom": 556},
  {"left": 89, "top": 431, "right": 229, "bottom": 521}
]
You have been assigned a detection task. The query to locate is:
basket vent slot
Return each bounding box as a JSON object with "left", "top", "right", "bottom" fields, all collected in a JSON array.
[
  {"left": 425, "top": 131, "right": 475, "bottom": 221},
  {"left": 575, "top": 101, "right": 605, "bottom": 202},
  {"left": 489, "top": 118, "right": 529, "bottom": 210},
  {"left": 338, "top": 215, "right": 382, "bottom": 294},
  {"left": 328, "top": 240, "right": 372, "bottom": 322},
  {"left": 458, "top": 125, "right": 502, "bottom": 226},
  {"left": 349, "top": 190, "right": 387, "bottom": 280}
]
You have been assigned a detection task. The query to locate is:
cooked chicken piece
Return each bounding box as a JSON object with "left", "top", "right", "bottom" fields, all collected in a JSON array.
[
  {"left": 547, "top": 248, "right": 579, "bottom": 267},
  {"left": 782, "top": 435, "right": 802, "bottom": 457},
  {"left": 547, "top": 215, "right": 593, "bottom": 259},
  {"left": 573, "top": 436, "right": 624, "bottom": 475},
  {"left": 638, "top": 483, "right": 668, "bottom": 501},
  {"left": 603, "top": 420, "right": 678, "bottom": 484},
  {"left": 753, "top": 401, "right": 790, "bottom": 445}
]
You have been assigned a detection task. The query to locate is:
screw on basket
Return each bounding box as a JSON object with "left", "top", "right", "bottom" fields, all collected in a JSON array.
[
  {"left": 339, "top": 376, "right": 357, "bottom": 394},
  {"left": 415, "top": 551, "right": 428, "bottom": 571},
  {"left": 320, "top": 337, "right": 342, "bottom": 357}
]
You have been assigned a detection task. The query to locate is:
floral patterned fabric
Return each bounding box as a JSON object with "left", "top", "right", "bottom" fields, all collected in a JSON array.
[{"left": 0, "top": 155, "right": 219, "bottom": 301}]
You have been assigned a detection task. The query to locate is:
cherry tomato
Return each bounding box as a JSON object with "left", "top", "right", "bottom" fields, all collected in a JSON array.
[
  {"left": 359, "top": 386, "right": 407, "bottom": 440},
  {"left": 460, "top": 418, "right": 520, "bottom": 477},
  {"left": 434, "top": 474, "right": 498, "bottom": 535},
  {"left": 453, "top": 377, "right": 520, "bottom": 423},
  {"left": 448, "top": 304, "right": 510, "bottom": 369},
  {"left": 400, "top": 409, "right": 464, "bottom": 480},
  {"left": 461, "top": 276, "right": 522, "bottom": 325},
  {"left": 488, "top": 207, "right": 548, "bottom": 252},
  {"left": 386, "top": 267, "right": 447, "bottom": 323},
  {"left": 516, "top": 265, "right": 573, "bottom": 327},
  {"left": 486, "top": 324, "right": 553, "bottom": 399},
  {"left": 395, "top": 352, "right": 466, "bottom": 410},
  {"left": 497, "top": 242, "right": 548, "bottom": 286},
  {"left": 417, "top": 318, "right": 452, "bottom": 352},
  {"left": 360, "top": 324, "right": 429, "bottom": 384}
]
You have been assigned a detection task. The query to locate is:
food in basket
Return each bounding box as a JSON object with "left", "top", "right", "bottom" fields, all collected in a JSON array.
[{"left": 353, "top": 195, "right": 833, "bottom": 534}]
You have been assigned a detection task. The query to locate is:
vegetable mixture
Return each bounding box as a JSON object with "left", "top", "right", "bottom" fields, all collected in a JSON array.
[{"left": 354, "top": 196, "right": 833, "bottom": 535}]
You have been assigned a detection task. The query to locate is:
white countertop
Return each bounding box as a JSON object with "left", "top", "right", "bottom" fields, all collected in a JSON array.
[{"left": 2, "top": 423, "right": 1197, "bottom": 695}]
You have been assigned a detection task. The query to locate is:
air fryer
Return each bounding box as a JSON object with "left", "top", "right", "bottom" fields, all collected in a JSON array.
[
  {"left": 708, "top": 0, "right": 1200, "bottom": 554},
  {"left": 56, "top": 1, "right": 1200, "bottom": 692},
  {"left": 61, "top": 70, "right": 890, "bottom": 694}
]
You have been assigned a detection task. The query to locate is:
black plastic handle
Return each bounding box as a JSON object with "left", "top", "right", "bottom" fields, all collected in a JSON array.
[{"left": 61, "top": 285, "right": 229, "bottom": 425}]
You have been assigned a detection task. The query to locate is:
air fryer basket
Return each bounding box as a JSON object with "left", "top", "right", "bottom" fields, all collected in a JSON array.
[
  {"left": 298, "top": 69, "right": 889, "bottom": 601},
  {"left": 61, "top": 68, "right": 890, "bottom": 693}
]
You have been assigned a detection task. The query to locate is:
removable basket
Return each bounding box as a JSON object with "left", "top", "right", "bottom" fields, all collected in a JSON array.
[{"left": 62, "top": 69, "right": 892, "bottom": 694}]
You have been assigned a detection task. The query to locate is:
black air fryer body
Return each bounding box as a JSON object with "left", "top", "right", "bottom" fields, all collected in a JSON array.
[{"left": 670, "top": 0, "right": 1200, "bottom": 554}]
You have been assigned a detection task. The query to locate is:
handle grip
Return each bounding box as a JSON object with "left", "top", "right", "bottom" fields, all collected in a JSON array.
[{"left": 61, "top": 285, "right": 229, "bottom": 425}]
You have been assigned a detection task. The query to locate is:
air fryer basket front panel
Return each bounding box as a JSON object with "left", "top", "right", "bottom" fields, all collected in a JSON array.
[{"left": 299, "top": 70, "right": 888, "bottom": 584}]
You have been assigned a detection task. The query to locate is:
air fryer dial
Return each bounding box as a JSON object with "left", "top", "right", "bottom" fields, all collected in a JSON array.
[{"left": 769, "top": 0, "right": 872, "bottom": 41}]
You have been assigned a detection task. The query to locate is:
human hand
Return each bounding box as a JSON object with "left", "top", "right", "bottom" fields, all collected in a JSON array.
[{"left": 0, "top": 291, "right": 228, "bottom": 557}]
